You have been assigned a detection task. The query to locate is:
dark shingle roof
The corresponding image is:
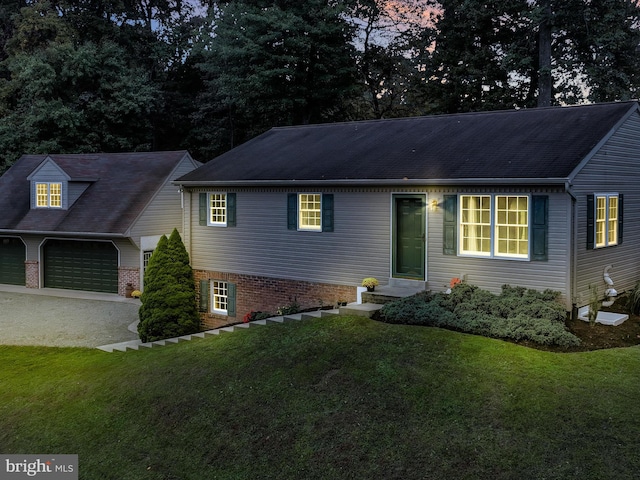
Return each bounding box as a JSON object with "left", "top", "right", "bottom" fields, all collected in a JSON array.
[
  {"left": 177, "top": 102, "right": 638, "bottom": 185},
  {"left": 0, "top": 151, "right": 191, "bottom": 234}
]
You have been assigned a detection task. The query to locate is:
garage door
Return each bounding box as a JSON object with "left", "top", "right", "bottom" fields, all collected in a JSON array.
[
  {"left": 43, "top": 240, "right": 118, "bottom": 293},
  {"left": 0, "top": 237, "right": 25, "bottom": 285}
]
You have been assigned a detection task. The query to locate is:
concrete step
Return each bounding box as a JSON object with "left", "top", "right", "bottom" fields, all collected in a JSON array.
[
  {"left": 362, "top": 285, "right": 425, "bottom": 305},
  {"left": 339, "top": 302, "right": 383, "bottom": 318},
  {"left": 96, "top": 308, "right": 338, "bottom": 353}
]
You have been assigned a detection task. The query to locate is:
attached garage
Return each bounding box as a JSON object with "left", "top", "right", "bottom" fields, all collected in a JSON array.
[
  {"left": 0, "top": 237, "right": 25, "bottom": 285},
  {"left": 43, "top": 240, "right": 118, "bottom": 293}
]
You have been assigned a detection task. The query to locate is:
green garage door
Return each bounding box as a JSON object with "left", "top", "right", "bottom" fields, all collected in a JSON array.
[
  {"left": 43, "top": 240, "right": 118, "bottom": 293},
  {"left": 0, "top": 237, "right": 25, "bottom": 285}
]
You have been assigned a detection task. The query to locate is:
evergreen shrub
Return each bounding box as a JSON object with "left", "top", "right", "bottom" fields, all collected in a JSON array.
[
  {"left": 379, "top": 283, "right": 580, "bottom": 347},
  {"left": 138, "top": 229, "right": 201, "bottom": 343}
]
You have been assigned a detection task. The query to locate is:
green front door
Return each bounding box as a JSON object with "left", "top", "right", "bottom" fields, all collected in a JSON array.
[
  {"left": 43, "top": 240, "right": 118, "bottom": 293},
  {"left": 393, "top": 196, "right": 426, "bottom": 280}
]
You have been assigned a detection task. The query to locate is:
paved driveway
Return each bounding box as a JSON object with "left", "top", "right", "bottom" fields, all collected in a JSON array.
[{"left": 0, "top": 287, "right": 140, "bottom": 348}]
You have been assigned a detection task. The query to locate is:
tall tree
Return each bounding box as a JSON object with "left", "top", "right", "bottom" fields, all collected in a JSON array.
[
  {"left": 349, "top": 0, "right": 437, "bottom": 119},
  {"left": 427, "top": 0, "right": 640, "bottom": 112},
  {"left": 138, "top": 229, "right": 200, "bottom": 343},
  {"left": 427, "top": 0, "right": 529, "bottom": 113},
  {"left": 193, "top": 0, "right": 360, "bottom": 158}
]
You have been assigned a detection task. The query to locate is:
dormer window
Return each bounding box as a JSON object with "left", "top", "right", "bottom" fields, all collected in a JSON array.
[{"left": 36, "top": 182, "right": 62, "bottom": 208}]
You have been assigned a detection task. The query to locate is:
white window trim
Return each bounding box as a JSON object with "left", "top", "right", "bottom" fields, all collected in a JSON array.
[
  {"left": 208, "top": 192, "right": 227, "bottom": 227},
  {"left": 211, "top": 280, "right": 228, "bottom": 315},
  {"left": 594, "top": 193, "right": 619, "bottom": 248},
  {"left": 298, "top": 193, "right": 322, "bottom": 232},
  {"left": 35, "top": 182, "right": 63, "bottom": 208},
  {"left": 458, "top": 193, "right": 531, "bottom": 260}
]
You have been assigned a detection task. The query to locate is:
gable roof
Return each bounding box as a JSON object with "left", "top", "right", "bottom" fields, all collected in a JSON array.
[
  {"left": 176, "top": 101, "right": 639, "bottom": 186},
  {"left": 0, "top": 151, "right": 193, "bottom": 235}
]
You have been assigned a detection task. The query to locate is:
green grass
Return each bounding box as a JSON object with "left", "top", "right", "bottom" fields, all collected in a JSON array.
[{"left": 2, "top": 315, "right": 640, "bottom": 479}]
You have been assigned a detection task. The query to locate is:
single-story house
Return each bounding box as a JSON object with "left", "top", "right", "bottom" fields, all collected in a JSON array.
[
  {"left": 175, "top": 101, "right": 640, "bottom": 328},
  {"left": 0, "top": 151, "right": 199, "bottom": 295}
]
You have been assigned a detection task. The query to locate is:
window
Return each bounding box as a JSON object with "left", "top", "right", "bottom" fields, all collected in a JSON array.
[
  {"left": 457, "top": 194, "right": 529, "bottom": 259},
  {"left": 36, "top": 182, "right": 62, "bottom": 208},
  {"left": 211, "top": 281, "right": 228, "bottom": 313},
  {"left": 298, "top": 193, "right": 322, "bottom": 231},
  {"left": 495, "top": 195, "right": 529, "bottom": 258},
  {"left": 209, "top": 193, "right": 227, "bottom": 225},
  {"left": 460, "top": 195, "right": 491, "bottom": 255},
  {"left": 142, "top": 250, "right": 154, "bottom": 274},
  {"left": 287, "top": 193, "right": 334, "bottom": 232},
  {"left": 199, "top": 280, "right": 236, "bottom": 316},
  {"left": 594, "top": 194, "right": 619, "bottom": 248},
  {"left": 199, "top": 193, "right": 236, "bottom": 227}
]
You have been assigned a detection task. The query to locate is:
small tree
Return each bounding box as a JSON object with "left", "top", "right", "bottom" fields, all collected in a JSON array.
[{"left": 138, "top": 229, "right": 200, "bottom": 342}]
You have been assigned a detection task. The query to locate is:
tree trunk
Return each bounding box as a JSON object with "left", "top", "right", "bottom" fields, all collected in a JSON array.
[{"left": 537, "top": 0, "right": 552, "bottom": 107}]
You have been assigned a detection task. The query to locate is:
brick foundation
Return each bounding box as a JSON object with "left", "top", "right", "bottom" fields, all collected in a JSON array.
[
  {"left": 25, "top": 260, "right": 39, "bottom": 288},
  {"left": 194, "top": 270, "right": 356, "bottom": 330},
  {"left": 118, "top": 267, "right": 140, "bottom": 296}
]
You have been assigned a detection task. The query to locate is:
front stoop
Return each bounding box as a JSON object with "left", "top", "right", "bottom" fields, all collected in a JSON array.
[
  {"left": 362, "top": 285, "right": 426, "bottom": 305},
  {"left": 96, "top": 309, "right": 339, "bottom": 353}
]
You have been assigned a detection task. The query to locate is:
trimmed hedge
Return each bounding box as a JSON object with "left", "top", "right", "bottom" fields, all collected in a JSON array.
[{"left": 379, "top": 284, "right": 580, "bottom": 347}]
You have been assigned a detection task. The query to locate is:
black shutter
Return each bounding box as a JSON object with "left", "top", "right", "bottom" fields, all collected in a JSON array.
[
  {"left": 287, "top": 193, "right": 298, "bottom": 230},
  {"left": 443, "top": 195, "right": 457, "bottom": 255},
  {"left": 531, "top": 195, "right": 548, "bottom": 261},
  {"left": 199, "top": 279, "right": 209, "bottom": 312},
  {"left": 618, "top": 194, "right": 623, "bottom": 245},
  {"left": 586, "top": 194, "right": 594, "bottom": 250},
  {"left": 322, "top": 194, "right": 334, "bottom": 232},
  {"left": 227, "top": 282, "right": 236, "bottom": 317},
  {"left": 227, "top": 193, "right": 236, "bottom": 227},
  {"left": 199, "top": 193, "right": 207, "bottom": 226}
]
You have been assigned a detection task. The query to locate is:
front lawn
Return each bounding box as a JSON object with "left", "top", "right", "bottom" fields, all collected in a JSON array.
[{"left": 1, "top": 315, "right": 640, "bottom": 479}]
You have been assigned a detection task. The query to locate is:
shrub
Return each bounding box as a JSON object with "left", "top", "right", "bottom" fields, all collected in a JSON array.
[
  {"left": 277, "top": 301, "right": 300, "bottom": 316},
  {"left": 138, "top": 229, "right": 201, "bottom": 343},
  {"left": 626, "top": 281, "right": 640, "bottom": 315},
  {"left": 378, "top": 284, "right": 580, "bottom": 347}
]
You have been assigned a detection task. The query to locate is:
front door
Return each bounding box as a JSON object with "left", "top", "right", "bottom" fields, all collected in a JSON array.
[{"left": 393, "top": 195, "right": 426, "bottom": 280}]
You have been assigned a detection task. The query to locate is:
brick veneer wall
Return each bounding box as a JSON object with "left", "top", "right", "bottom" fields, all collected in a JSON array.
[
  {"left": 25, "top": 260, "right": 39, "bottom": 288},
  {"left": 194, "top": 270, "right": 356, "bottom": 330},
  {"left": 118, "top": 267, "right": 139, "bottom": 296}
]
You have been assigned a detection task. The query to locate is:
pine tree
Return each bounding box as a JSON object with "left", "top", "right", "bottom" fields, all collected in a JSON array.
[{"left": 138, "top": 229, "right": 200, "bottom": 343}]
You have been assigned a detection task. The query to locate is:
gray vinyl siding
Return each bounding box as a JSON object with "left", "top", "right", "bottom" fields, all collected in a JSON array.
[
  {"left": 22, "top": 234, "right": 42, "bottom": 261},
  {"left": 572, "top": 110, "right": 640, "bottom": 307},
  {"left": 426, "top": 189, "right": 572, "bottom": 308},
  {"left": 67, "top": 182, "right": 91, "bottom": 205},
  {"left": 189, "top": 188, "right": 391, "bottom": 286},
  {"left": 113, "top": 238, "right": 139, "bottom": 267},
  {"left": 128, "top": 154, "right": 197, "bottom": 246},
  {"left": 188, "top": 186, "right": 572, "bottom": 303}
]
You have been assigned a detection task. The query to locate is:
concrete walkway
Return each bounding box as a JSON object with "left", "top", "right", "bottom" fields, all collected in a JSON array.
[{"left": 0, "top": 285, "right": 140, "bottom": 348}]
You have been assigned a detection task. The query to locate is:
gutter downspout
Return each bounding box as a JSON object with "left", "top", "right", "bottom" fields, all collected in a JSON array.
[{"left": 566, "top": 182, "right": 578, "bottom": 318}]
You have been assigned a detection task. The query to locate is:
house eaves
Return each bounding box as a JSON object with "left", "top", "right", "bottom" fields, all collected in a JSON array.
[
  {"left": 0, "top": 229, "right": 128, "bottom": 238},
  {"left": 174, "top": 177, "right": 571, "bottom": 188}
]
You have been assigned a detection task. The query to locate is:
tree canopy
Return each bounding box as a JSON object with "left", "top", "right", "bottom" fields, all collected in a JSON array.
[{"left": 0, "top": 0, "right": 639, "bottom": 170}]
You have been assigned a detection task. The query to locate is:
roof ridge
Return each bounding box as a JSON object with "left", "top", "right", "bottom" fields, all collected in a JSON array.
[{"left": 269, "top": 101, "right": 639, "bottom": 131}]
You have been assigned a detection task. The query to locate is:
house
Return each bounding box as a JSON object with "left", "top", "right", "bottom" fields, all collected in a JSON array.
[
  {"left": 0, "top": 151, "right": 199, "bottom": 295},
  {"left": 175, "top": 102, "right": 640, "bottom": 328}
]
